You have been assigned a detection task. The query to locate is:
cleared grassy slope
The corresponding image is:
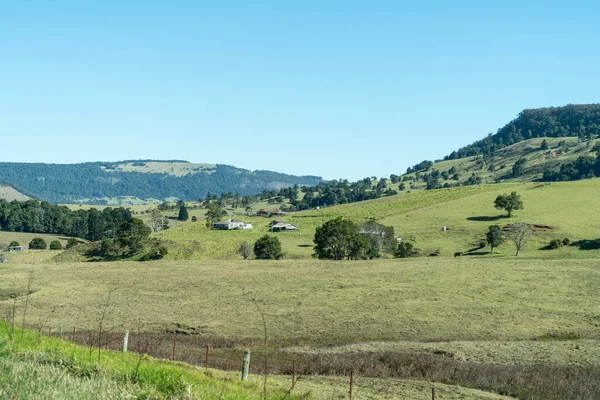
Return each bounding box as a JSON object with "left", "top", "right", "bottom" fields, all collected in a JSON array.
[{"left": 157, "top": 178, "right": 600, "bottom": 259}]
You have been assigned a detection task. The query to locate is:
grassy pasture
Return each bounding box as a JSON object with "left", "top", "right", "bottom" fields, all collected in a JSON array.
[
  {"left": 0, "top": 186, "right": 30, "bottom": 202},
  {"left": 157, "top": 179, "right": 600, "bottom": 260},
  {"left": 2, "top": 258, "right": 599, "bottom": 344},
  {"left": 2, "top": 257, "right": 600, "bottom": 398}
]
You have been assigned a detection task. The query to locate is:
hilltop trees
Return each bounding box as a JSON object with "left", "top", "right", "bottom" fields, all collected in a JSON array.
[
  {"left": 485, "top": 225, "right": 504, "bottom": 254},
  {"left": 254, "top": 235, "right": 283, "bottom": 260},
  {"left": 494, "top": 192, "right": 523, "bottom": 217}
]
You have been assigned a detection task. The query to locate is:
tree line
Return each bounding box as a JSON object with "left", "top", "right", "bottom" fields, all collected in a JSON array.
[
  {"left": 0, "top": 162, "right": 322, "bottom": 203},
  {"left": 0, "top": 199, "right": 132, "bottom": 241}
]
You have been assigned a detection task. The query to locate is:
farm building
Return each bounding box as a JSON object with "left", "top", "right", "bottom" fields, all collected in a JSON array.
[
  {"left": 213, "top": 219, "right": 253, "bottom": 230},
  {"left": 269, "top": 220, "right": 297, "bottom": 232},
  {"left": 257, "top": 209, "right": 287, "bottom": 217},
  {"left": 8, "top": 246, "right": 24, "bottom": 252}
]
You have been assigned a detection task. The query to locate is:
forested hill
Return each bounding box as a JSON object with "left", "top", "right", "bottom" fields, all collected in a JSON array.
[
  {"left": 0, "top": 161, "right": 322, "bottom": 204},
  {"left": 445, "top": 104, "right": 600, "bottom": 160}
]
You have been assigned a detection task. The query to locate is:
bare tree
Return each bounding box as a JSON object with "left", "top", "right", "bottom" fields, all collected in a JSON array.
[
  {"left": 236, "top": 241, "right": 253, "bottom": 260},
  {"left": 506, "top": 223, "right": 530, "bottom": 256}
]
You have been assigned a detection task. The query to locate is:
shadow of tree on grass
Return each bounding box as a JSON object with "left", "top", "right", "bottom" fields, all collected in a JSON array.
[
  {"left": 571, "top": 239, "right": 600, "bottom": 250},
  {"left": 466, "top": 215, "right": 506, "bottom": 222}
]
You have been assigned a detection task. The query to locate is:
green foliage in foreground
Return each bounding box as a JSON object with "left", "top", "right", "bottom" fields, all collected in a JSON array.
[{"left": 0, "top": 323, "right": 299, "bottom": 400}]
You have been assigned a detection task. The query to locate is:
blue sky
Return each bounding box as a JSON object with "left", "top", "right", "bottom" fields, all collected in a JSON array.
[{"left": 1, "top": 1, "right": 599, "bottom": 180}]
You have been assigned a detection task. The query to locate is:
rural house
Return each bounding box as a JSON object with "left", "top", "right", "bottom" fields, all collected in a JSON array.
[
  {"left": 257, "top": 209, "right": 287, "bottom": 217},
  {"left": 8, "top": 246, "right": 24, "bottom": 252},
  {"left": 269, "top": 220, "right": 297, "bottom": 232},
  {"left": 213, "top": 219, "right": 253, "bottom": 230}
]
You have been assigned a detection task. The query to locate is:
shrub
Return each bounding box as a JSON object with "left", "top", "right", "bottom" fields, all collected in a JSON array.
[
  {"left": 191, "top": 216, "right": 198, "bottom": 222},
  {"left": 49, "top": 240, "right": 63, "bottom": 250},
  {"left": 562, "top": 238, "right": 571, "bottom": 246},
  {"left": 139, "top": 246, "right": 169, "bottom": 261},
  {"left": 9, "top": 241, "right": 20, "bottom": 247},
  {"left": 395, "top": 241, "right": 414, "bottom": 258},
  {"left": 66, "top": 238, "right": 80, "bottom": 249},
  {"left": 549, "top": 239, "right": 563, "bottom": 249},
  {"left": 254, "top": 235, "right": 283, "bottom": 260},
  {"left": 29, "top": 237, "right": 47, "bottom": 250}
]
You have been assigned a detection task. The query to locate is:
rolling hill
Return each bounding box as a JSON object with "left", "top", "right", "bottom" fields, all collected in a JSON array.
[{"left": 0, "top": 161, "right": 322, "bottom": 205}]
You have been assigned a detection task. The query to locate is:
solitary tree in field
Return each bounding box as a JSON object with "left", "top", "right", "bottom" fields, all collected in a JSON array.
[
  {"left": 313, "top": 217, "right": 364, "bottom": 260},
  {"left": 254, "top": 235, "right": 283, "bottom": 260},
  {"left": 494, "top": 191, "right": 524, "bottom": 217},
  {"left": 485, "top": 225, "right": 504, "bottom": 254},
  {"left": 541, "top": 139, "right": 549, "bottom": 150},
  {"left": 9, "top": 241, "right": 20, "bottom": 247},
  {"left": 66, "top": 238, "right": 79, "bottom": 249},
  {"left": 177, "top": 203, "right": 189, "bottom": 221},
  {"left": 205, "top": 202, "right": 222, "bottom": 228},
  {"left": 506, "top": 223, "right": 530, "bottom": 256},
  {"left": 236, "top": 241, "right": 253, "bottom": 260}
]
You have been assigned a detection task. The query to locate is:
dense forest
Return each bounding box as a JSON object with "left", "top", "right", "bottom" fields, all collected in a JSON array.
[
  {"left": 0, "top": 199, "right": 132, "bottom": 241},
  {"left": 0, "top": 162, "right": 322, "bottom": 204},
  {"left": 445, "top": 104, "right": 600, "bottom": 160}
]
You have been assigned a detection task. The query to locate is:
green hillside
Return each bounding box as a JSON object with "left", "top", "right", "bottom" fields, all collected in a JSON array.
[
  {"left": 136, "top": 178, "right": 600, "bottom": 260},
  {"left": 0, "top": 161, "right": 322, "bottom": 205}
]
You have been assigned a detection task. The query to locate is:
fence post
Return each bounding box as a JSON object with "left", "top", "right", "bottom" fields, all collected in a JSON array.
[
  {"left": 292, "top": 361, "right": 296, "bottom": 389},
  {"left": 349, "top": 368, "right": 353, "bottom": 400},
  {"left": 205, "top": 344, "right": 209, "bottom": 370},
  {"left": 145, "top": 334, "right": 149, "bottom": 354},
  {"left": 122, "top": 330, "right": 129, "bottom": 352},
  {"left": 432, "top": 387, "right": 436, "bottom": 400},
  {"left": 241, "top": 349, "right": 251, "bottom": 381},
  {"left": 172, "top": 338, "right": 177, "bottom": 360},
  {"left": 72, "top": 327, "right": 76, "bottom": 342}
]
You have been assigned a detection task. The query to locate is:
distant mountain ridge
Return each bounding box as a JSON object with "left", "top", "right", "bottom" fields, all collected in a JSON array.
[{"left": 0, "top": 161, "right": 322, "bottom": 204}]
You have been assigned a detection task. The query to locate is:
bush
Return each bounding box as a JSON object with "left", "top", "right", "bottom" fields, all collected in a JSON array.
[
  {"left": 66, "top": 238, "right": 80, "bottom": 249},
  {"left": 549, "top": 239, "right": 563, "bottom": 249},
  {"left": 29, "top": 237, "right": 47, "bottom": 250},
  {"left": 139, "top": 246, "right": 169, "bottom": 261},
  {"left": 395, "top": 241, "right": 415, "bottom": 258},
  {"left": 562, "top": 238, "right": 571, "bottom": 246},
  {"left": 49, "top": 240, "right": 63, "bottom": 250},
  {"left": 9, "top": 241, "right": 20, "bottom": 247},
  {"left": 191, "top": 216, "right": 198, "bottom": 222},
  {"left": 254, "top": 235, "right": 283, "bottom": 260}
]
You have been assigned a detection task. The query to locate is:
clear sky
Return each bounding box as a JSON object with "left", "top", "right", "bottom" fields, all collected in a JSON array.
[{"left": 1, "top": 1, "right": 599, "bottom": 180}]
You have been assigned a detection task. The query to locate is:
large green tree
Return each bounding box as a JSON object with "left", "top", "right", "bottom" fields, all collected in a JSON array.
[
  {"left": 177, "top": 203, "right": 189, "bottom": 221},
  {"left": 205, "top": 202, "right": 223, "bottom": 228},
  {"left": 485, "top": 225, "right": 504, "bottom": 254},
  {"left": 494, "top": 191, "right": 524, "bottom": 217},
  {"left": 253, "top": 235, "right": 283, "bottom": 260},
  {"left": 313, "top": 217, "right": 366, "bottom": 260}
]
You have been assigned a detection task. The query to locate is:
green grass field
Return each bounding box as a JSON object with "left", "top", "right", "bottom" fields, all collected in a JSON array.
[
  {"left": 1, "top": 257, "right": 599, "bottom": 398},
  {"left": 154, "top": 178, "right": 600, "bottom": 260}
]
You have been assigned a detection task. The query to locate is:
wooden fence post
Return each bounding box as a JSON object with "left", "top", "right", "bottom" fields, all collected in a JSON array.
[
  {"left": 241, "top": 349, "right": 251, "bottom": 381},
  {"left": 292, "top": 361, "right": 296, "bottom": 389},
  {"left": 349, "top": 368, "right": 353, "bottom": 400},
  {"left": 205, "top": 344, "right": 209, "bottom": 370},
  {"left": 122, "top": 330, "right": 129, "bottom": 352},
  {"left": 432, "top": 386, "right": 436, "bottom": 400}
]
